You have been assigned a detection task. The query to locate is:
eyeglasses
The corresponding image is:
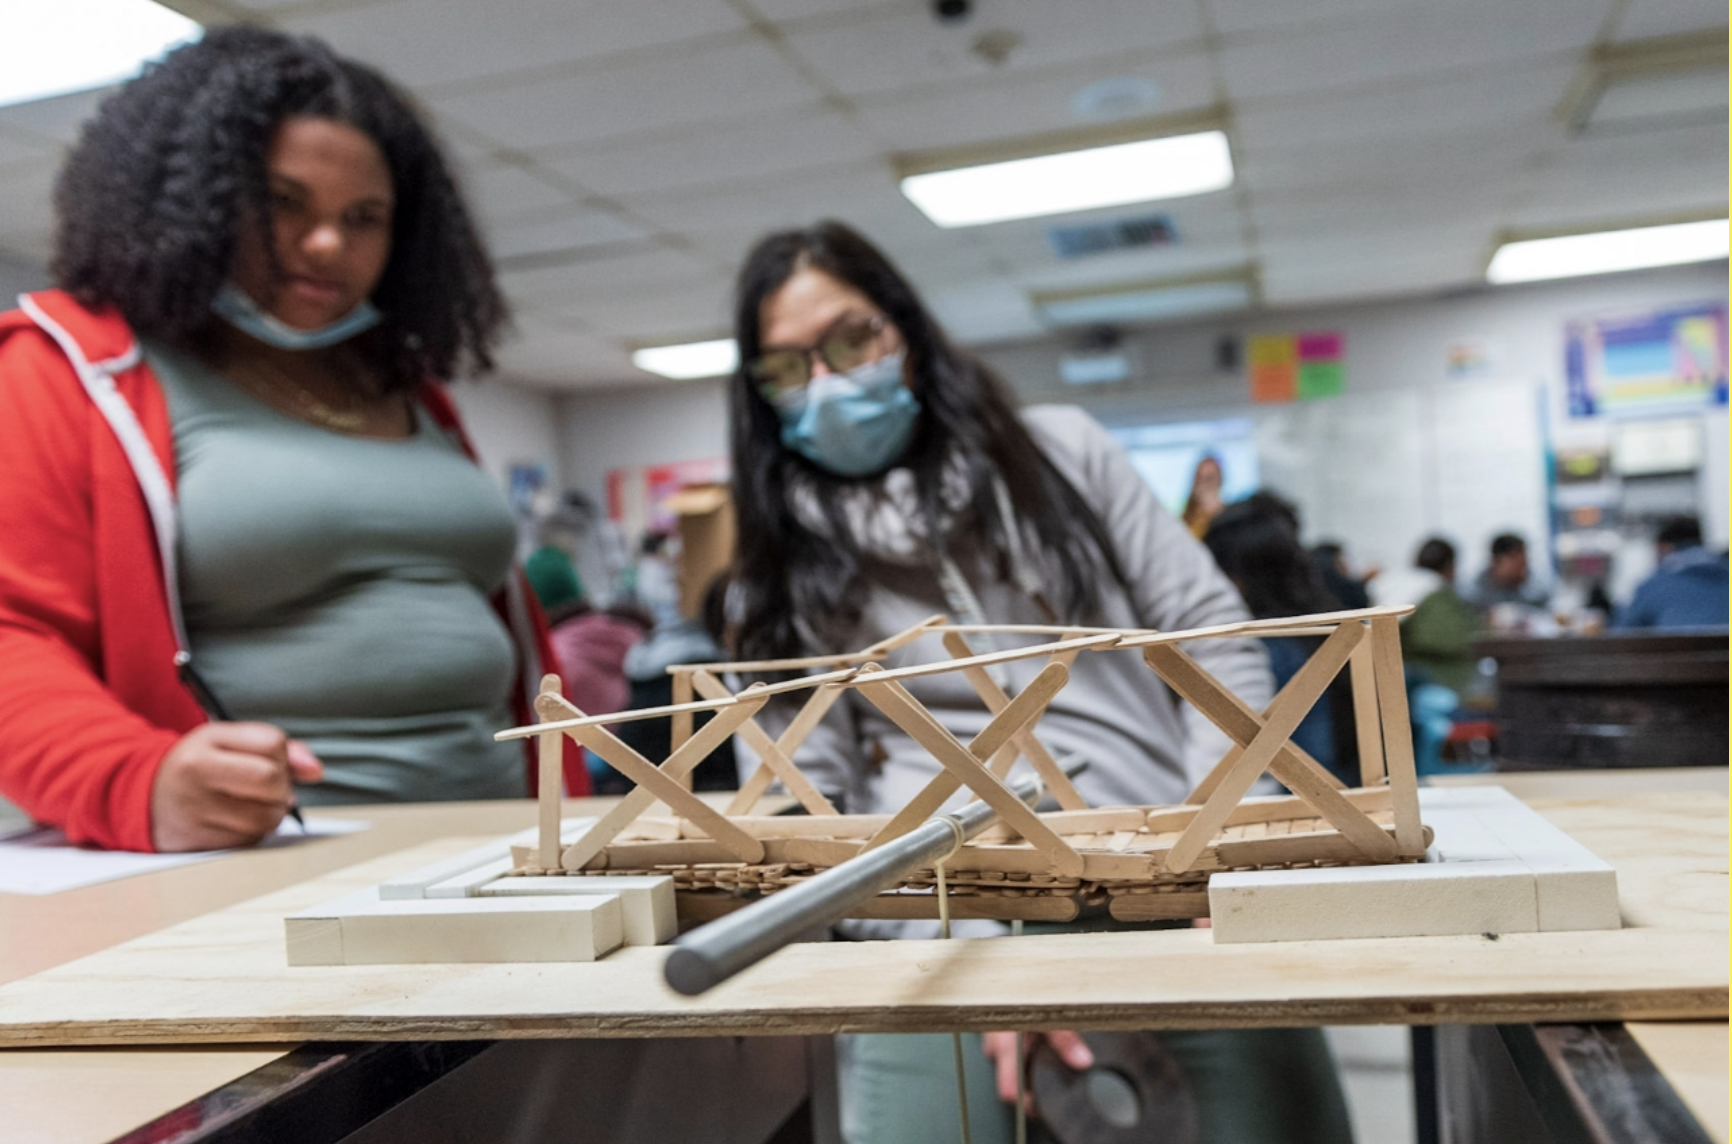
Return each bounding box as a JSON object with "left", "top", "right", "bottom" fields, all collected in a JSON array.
[{"left": 749, "top": 314, "right": 893, "bottom": 405}]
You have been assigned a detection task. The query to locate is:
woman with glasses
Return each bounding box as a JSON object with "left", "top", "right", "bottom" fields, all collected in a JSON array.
[{"left": 725, "top": 221, "right": 1351, "bottom": 1144}]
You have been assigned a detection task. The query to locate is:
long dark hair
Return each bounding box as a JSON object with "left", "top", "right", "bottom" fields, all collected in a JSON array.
[
  {"left": 728, "top": 221, "right": 1125, "bottom": 659},
  {"left": 52, "top": 26, "right": 505, "bottom": 390},
  {"left": 1202, "top": 492, "right": 1341, "bottom": 619}
]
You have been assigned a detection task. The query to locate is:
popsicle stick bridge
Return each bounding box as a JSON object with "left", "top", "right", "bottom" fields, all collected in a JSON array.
[{"left": 492, "top": 604, "right": 1429, "bottom": 924}]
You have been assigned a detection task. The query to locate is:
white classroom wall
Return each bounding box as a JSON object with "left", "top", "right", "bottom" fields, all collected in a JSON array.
[
  {"left": 537, "top": 262, "right": 1727, "bottom": 589},
  {"left": 553, "top": 378, "right": 732, "bottom": 506},
  {"left": 443, "top": 377, "right": 564, "bottom": 492}
]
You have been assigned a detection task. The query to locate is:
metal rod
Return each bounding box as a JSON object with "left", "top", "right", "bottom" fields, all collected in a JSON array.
[{"left": 664, "top": 771, "right": 1047, "bottom": 996}]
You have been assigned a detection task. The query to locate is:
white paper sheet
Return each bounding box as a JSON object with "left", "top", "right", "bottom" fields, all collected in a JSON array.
[{"left": 0, "top": 816, "right": 371, "bottom": 896}]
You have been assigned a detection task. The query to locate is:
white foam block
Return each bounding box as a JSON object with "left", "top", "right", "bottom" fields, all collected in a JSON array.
[
  {"left": 1210, "top": 860, "right": 1539, "bottom": 943},
  {"left": 424, "top": 856, "right": 517, "bottom": 899},
  {"left": 477, "top": 874, "right": 677, "bottom": 946},
  {"left": 285, "top": 889, "right": 623, "bottom": 965},
  {"left": 1209, "top": 786, "right": 1620, "bottom": 944},
  {"left": 378, "top": 841, "right": 513, "bottom": 900},
  {"left": 1459, "top": 793, "right": 1622, "bottom": 932}
]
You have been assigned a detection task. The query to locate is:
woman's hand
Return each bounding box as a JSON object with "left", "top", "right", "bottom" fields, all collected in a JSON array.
[
  {"left": 981, "top": 1030, "right": 1095, "bottom": 1113},
  {"left": 150, "top": 723, "right": 324, "bottom": 851}
]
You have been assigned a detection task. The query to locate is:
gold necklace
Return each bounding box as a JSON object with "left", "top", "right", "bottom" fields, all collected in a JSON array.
[{"left": 226, "top": 355, "right": 374, "bottom": 432}]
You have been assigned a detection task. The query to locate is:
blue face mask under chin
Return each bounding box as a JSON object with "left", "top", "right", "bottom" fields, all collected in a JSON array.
[
  {"left": 210, "top": 282, "right": 382, "bottom": 351},
  {"left": 777, "top": 351, "right": 920, "bottom": 478}
]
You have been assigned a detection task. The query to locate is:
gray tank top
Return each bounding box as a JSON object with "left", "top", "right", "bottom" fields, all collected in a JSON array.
[{"left": 148, "top": 343, "right": 525, "bottom": 805}]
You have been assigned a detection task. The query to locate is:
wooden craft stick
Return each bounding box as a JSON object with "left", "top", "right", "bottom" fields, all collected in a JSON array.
[
  {"left": 1212, "top": 822, "right": 1426, "bottom": 869},
  {"left": 856, "top": 674, "right": 1085, "bottom": 877},
  {"left": 537, "top": 693, "right": 766, "bottom": 864},
  {"left": 839, "top": 633, "right": 1118, "bottom": 687},
  {"left": 678, "top": 814, "right": 892, "bottom": 840},
  {"left": 688, "top": 669, "right": 839, "bottom": 816},
  {"left": 670, "top": 670, "right": 694, "bottom": 779},
  {"left": 536, "top": 674, "right": 563, "bottom": 871},
  {"left": 497, "top": 670, "right": 855, "bottom": 740},
  {"left": 934, "top": 623, "right": 1129, "bottom": 637},
  {"left": 1140, "top": 645, "right": 1344, "bottom": 805},
  {"left": 861, "top": 612, "right": 952, "bottom": 657},
  {"left": 1108, "top": 893, "right": 1210, "bottom": 922},
  {"left": 558, "top": 693, "right": 769, "bottom": 871},
  {"left": 1155, "top": 622, "right": 1372, "bottom": 873},
  {"left": 1371, "top": 615, "right": 1425, "bottom": 856},
  {"left": 1144, "top": 786, "right": 1390, "bottom": 833},
  {"left": 1115, "top": 604, "right": 1414, "bottom": 649},
  {"left": 1145, "top": 639, "right": 1397, "bottom": 863},
  {"left": 860, "top": 661, "right": 1070, "bottom": 851},
  {"left": 1349, "top": 634, "right": 1387, "bottom": 786},
  {"left": 725, "top": 681, "right": 845, "bottom": 815},
  {"left": 943, "top": 632, "right": 1089, "bottom": 809}
]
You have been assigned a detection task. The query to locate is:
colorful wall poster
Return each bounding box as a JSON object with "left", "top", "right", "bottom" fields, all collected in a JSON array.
[
  {"left": 1248, "top": 331, "right": 1345, "bottom": 403},
  {"left": 1564, "top": 303, "right": 1728, "bottom": 418}
]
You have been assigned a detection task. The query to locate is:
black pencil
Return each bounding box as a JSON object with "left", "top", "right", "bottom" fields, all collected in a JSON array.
[{"left": 175, "top": 653, "right": 307, "bottom": 832}]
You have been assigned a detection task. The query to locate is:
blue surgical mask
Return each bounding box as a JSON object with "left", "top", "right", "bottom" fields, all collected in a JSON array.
[
  {"left": 211, "top": 282, "right": 382, "bottom": 350},
  {"left": 777, "top": 351, "right": 919, "bottom": 477}
]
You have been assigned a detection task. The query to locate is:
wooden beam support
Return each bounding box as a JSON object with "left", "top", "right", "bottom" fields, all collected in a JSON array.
[
  {"left": 855, "top": 671, "right": 1085, "bottom": 877},
  {"left": 1371, "top": 615, "right": 1425, "bottom": 856},
  {"left": 942, "top": 631, "right": 1089, "bottom": 810}
]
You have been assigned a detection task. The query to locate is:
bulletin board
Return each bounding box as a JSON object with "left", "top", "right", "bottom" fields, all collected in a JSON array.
[{"left": 1564, "top": 304, "right": 1729, "bottom": 418}]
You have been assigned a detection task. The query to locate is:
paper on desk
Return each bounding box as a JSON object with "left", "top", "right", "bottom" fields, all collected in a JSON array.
[{"left": 0, "top": 816, "right": 370, "bottom": 896}]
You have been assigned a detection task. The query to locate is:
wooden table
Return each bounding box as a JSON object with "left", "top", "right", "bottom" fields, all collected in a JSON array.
[{"left": 1, "top": 776, "right": 1723, "bottom": 1142}]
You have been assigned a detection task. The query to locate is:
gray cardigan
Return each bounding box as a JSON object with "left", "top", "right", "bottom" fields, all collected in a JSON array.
[{"left": 738, "top": 403, "right": 1273, "bottom": 816}]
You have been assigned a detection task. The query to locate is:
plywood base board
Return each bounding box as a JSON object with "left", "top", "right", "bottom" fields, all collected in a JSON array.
[
  {"left": 1210, "top": 787, "right": 1620, "bottom": 944},
  {"left": 285, "top": 888, "right": 623, "bottom": 966}
]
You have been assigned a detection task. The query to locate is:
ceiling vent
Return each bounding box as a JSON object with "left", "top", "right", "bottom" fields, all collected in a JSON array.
[
  {"left": 1558, "top": 30, "right": 1727, "bottom": 136},
  {"left": 1046, "top": 214, "right": 1176, "bottom": 259}
]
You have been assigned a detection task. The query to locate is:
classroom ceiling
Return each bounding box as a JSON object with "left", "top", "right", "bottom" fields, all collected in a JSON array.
[{"left": 0, "top": 0, "right": 1724, "bottom": 390}]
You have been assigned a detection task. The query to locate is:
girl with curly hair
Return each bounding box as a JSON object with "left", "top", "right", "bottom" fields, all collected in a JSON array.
[{"left": 0, "top": 27, "right": 583, "bottom": 854}]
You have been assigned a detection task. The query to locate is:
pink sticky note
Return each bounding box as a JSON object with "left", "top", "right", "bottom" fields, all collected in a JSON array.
[{"left": 1297, "top": 332, "right": 1343, "bottom": 361}]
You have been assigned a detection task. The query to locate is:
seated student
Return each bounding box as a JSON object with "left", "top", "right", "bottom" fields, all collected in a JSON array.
[
  {"left": 722, "top": 220, "right": 1348, "bottom": 1144},
  {"left": 1400, "top": 538, "right": 1482, "bottom": 696},
  {"left": 1465, "top": 532, "right": 1549, "bottom": 616},
  {"left": 0, "top": 28, "right": 579, "bottom": 853},
  {"left": 1615, "top": 516, "right": 1729, "bottom": 629},
  {"left": 1205, "top": 493, "right": 1359, "bottom": 785}
]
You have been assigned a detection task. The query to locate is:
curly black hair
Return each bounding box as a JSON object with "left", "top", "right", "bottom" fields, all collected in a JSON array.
[{"left": 53, "top": 25, "right": 506, "bottom": 389}]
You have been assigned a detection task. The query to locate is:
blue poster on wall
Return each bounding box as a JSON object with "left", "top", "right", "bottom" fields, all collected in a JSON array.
[{"left": 1564, "top": 303, "right": 1729, "bottom": 418}]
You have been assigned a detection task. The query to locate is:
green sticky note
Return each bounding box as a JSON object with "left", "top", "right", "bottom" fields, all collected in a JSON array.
[{"left": 1298, "top": 361, "right": 1344, "bottom": 399}]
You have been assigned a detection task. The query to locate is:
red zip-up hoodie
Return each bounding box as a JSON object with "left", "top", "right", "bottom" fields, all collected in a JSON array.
[{"left": 0, "top": 290, "right": 585, "bottom": 852}]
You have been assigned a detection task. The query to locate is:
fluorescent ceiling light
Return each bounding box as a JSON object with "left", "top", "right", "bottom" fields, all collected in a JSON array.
[
  {"left": 1486, "top": 219, "right": 1729, "bottom": 284},
  {"left": 631, "top": 338, "right": 739, "bottom": 380},
  {"left": 901, "top": 130, "right": 1233, "bottom": 228},
  {"left": 1036, "top": 279, "right": 1252, "bottom": 327},
  {"left": 0, "top": 0, "right": 200, "bottom": 110}
]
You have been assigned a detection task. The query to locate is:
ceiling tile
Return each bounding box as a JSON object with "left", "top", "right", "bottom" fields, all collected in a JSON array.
[
  {"left": 426, "top": 38, "right": 819, "bottom": 152},
  {"left": 852, "top": 51, "right": 1218, "bottom": 153},
  {"left": 782, "top": 0, "right": 1207, "bottom": 99},
  {"left": 499, "top": 246, "right": 728, "bottom": 313},
  {"left": 1233, "top": 64, "right": 1573, "bottom": 155},
  {"left": 484, "top": 206, "right": 649, "bottom": 262},
  {"left": 618, "top": 159, "right": 901, "bottom": 239},
  {"left": 1206, "top": 0, "right": 1433, "bottom": 37},
  {"left": 1506, "top": 122, "right": 1729, "bottom": 228},
  {"left": 455, "top": 161, "right": 581, "bottom": 226},
  {"left": 538, "top": 105, "right": 882, "bottom": 197},
  {"left": 0, "top": 87, "right": 108, "bottom": 144},
  {"left": 1612, "top": 0, "right": 1727, "bottom": 40},
  {"left": 1218, "top": 0, "right": 1609, "bottom": 103},
  {"left": 284, "top": 0, "right": 750, "bottom": 89}
]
